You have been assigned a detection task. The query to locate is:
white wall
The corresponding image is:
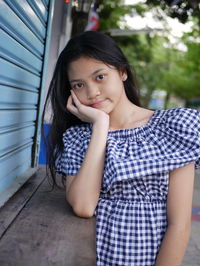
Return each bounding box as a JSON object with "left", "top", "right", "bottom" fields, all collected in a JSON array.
[{"left": 44, "top": 0, "right": 72, "bottom": 123}]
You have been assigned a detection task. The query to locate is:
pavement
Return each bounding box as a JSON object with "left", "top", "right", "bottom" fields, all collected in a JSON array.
[
  {"left": 0, "top": 166, "right": 199, "bottom": 266},
  {"left": 182, "top": 169, "right": 200, "bottom": 266}
]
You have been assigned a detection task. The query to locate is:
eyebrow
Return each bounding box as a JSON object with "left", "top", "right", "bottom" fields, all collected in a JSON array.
[{"left": 69, "top": 68, "right": 105, "bottom": 83}]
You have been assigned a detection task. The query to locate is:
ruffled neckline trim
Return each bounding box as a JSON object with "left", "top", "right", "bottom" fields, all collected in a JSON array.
[{"left": 106, "top": 109, "right": 162, "bottom": 139}]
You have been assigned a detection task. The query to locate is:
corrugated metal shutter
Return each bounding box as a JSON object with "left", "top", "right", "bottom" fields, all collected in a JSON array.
[{"left": 0, "top": 0, "right": 54, "bottom": 206}]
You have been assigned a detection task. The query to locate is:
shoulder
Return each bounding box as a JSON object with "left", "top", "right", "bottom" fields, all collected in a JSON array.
[
  {"left": 56, "top": 124, "right": 91, "bottom": 176},
  {"left": 161, "top": 107, "right": 200, "bottom": 131},
  {"left": 62, "top": 123, "right": 91, "bottom": 147},
  {"left": 152, "top": 107, "right": 200, "bottom": 170},
  {"left": 163, "top": 107, "right": 199, "bottom": 119}
]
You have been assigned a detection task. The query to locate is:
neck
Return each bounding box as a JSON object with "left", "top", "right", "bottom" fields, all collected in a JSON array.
[{"left": 109, "top": 92, "right": 142, "bottom": 130}]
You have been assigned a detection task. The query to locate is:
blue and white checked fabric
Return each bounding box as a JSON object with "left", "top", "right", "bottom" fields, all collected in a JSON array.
[{"left": 56, "top": 107, "right": 200, "bottom": 266}]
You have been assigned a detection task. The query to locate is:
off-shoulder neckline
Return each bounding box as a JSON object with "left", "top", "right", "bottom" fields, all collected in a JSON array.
[
  {"left": 107, "top": 109, "right": 161, "bottom": 133},
  {"left": 68, "top": 107, "right": 197, "bottom": 139},
  {"left": 85, "top": 109, "right": 163, "bottom": 139}
]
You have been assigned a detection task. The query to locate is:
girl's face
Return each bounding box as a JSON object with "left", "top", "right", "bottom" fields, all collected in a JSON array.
[{"left": 67, "top": 56, "right": 127, "bottom": 114}]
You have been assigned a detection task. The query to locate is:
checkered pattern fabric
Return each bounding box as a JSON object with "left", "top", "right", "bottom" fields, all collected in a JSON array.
[{"left": 56, "top": 107, "right": 200, "bottom": 266}]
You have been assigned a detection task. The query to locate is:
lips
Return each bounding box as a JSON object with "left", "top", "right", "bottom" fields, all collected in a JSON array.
[{"left": 91, "top": 100, "right": 106, "bottom": 108}]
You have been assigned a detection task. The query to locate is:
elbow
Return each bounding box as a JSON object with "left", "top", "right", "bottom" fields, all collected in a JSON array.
[
  {"left": 72, "top": 205, "right": 95, "bottom": 218},
  {"left": 66, "top": 197, "right": 95, "bottom": 218},
  {"left": 66, "top": 194, "right": 96, "bottom": 218}
]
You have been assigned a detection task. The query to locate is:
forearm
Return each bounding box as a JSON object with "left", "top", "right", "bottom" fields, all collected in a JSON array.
[
  {"left": 67, "top": 120, "right": 109, "bottom": 217},
  {"left": 155, "top": 223, "right": 191, "bottom": 266}
]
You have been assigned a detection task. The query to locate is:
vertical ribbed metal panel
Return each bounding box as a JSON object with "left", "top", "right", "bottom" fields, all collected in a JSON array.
[{"left": 0, "top": 0, "right": 53, "bottom": 206}]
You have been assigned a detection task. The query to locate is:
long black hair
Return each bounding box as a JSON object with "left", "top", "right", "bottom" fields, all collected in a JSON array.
[{"left": 42, "top": 31, "right": 141, "bottom": 188}]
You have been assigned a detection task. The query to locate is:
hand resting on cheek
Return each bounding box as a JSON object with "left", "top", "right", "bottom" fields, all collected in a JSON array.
[{"left": 66, "top": 90, "right": 109, "bottom": 124}]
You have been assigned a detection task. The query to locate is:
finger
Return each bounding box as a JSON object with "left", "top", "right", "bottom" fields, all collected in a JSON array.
[
  {"left": 66, "top": 95, "right": 71, "bottom": 107},
  {"left": 67, "top": 101, "right": 80, "bottom": 117},
  {"left": 67, "top": 94, "right": 83, "bottom": 118},
  {"left": 67, "top": 96, "right": 76, "bottom": 111},
  {"left": 71, "top": 90, "right": 81, "bottom": 108},
  {"left": 67, "top": 95, "right": 75, "bottom": 108}
]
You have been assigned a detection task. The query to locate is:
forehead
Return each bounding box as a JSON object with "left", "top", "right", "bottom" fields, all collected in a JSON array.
[{"left": 68, "top": 57, "right": 109, "bottom": 77}]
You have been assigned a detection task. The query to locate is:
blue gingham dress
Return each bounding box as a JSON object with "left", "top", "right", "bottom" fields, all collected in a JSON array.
[{"left": 56, "top": 107, "right": 200, "bottom": 266}]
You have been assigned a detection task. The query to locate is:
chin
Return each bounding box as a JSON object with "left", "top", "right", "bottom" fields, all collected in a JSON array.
[{"left": 102, "top": 105, "right": 113, "bottom": 114}]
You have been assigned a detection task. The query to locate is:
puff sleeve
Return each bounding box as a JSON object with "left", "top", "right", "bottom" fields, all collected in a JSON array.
[
  {"left": 156, "top": 107, "right": 200, "bottom": 169},
  {"left": 55, "top": 124, "right": 91, "bottom": 176}
]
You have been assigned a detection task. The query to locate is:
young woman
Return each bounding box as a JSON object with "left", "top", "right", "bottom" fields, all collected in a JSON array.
[{"left": 43, "top": 31, "right": 200, "bottom": 266}]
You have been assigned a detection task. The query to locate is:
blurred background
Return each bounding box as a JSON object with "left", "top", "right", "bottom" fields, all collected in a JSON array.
[{"left": 46, "top": 0, "right": 200, "bottom": 113}]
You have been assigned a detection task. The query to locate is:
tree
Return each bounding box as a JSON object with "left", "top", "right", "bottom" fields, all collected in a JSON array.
[
  {"left": 96, "top": 0, "right": 147, "bottom": 31},
  {"left": 95, "top": 0, "right": 200, "bottom": 107},
  {"left": 146, "top": 0, "right": 200, "bottom": 24}
]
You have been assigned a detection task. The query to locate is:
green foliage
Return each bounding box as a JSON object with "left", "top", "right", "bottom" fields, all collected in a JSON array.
[
  {"left": 96, "top": 0, "right": 147, "bottom": 30},
  {"left": 96, "top": 0, "right": 200, "bottom": 107},
  {"left": 117, "top": 32, "right": 200, "bottom": 106},
  {"left": 146, "top": 0, "right": 200, "bottom": 24},
  {"left": 165, "top": 41, "right": 200, "bottom": 99}
]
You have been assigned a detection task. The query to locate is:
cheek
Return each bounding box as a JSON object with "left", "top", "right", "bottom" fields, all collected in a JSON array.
[
  {"left": 109, "top": 80, "right": 124, "bottom": 97},
  {"left": 73, "top": 90, "right": 87, "bottom": 104}
]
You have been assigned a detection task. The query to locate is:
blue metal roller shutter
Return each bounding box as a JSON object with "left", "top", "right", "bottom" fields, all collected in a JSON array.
[{"left": 0, "top": 0, "right": 54, "bottom": 206}]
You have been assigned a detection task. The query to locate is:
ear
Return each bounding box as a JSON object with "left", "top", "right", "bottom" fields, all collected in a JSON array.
[{"left": 119, "top": 69, "right": 128, "bottom": 81}]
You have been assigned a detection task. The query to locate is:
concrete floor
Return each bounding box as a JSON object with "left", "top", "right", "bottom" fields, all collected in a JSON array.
[{"left": 0, "top": 166, "right": 199, "bottom": 266}]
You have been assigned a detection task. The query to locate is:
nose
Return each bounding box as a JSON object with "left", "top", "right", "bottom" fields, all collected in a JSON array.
[{"left": 86, "top": 84, "right": 100, "bottom": 100}]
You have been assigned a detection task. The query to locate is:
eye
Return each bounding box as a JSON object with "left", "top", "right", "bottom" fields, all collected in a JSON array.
[
  {"left": 72, "top": 83, "right": 84, "bottom": 89},
  {"left": 96, "top": 74, "right": 105, "bottom": 81}
]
